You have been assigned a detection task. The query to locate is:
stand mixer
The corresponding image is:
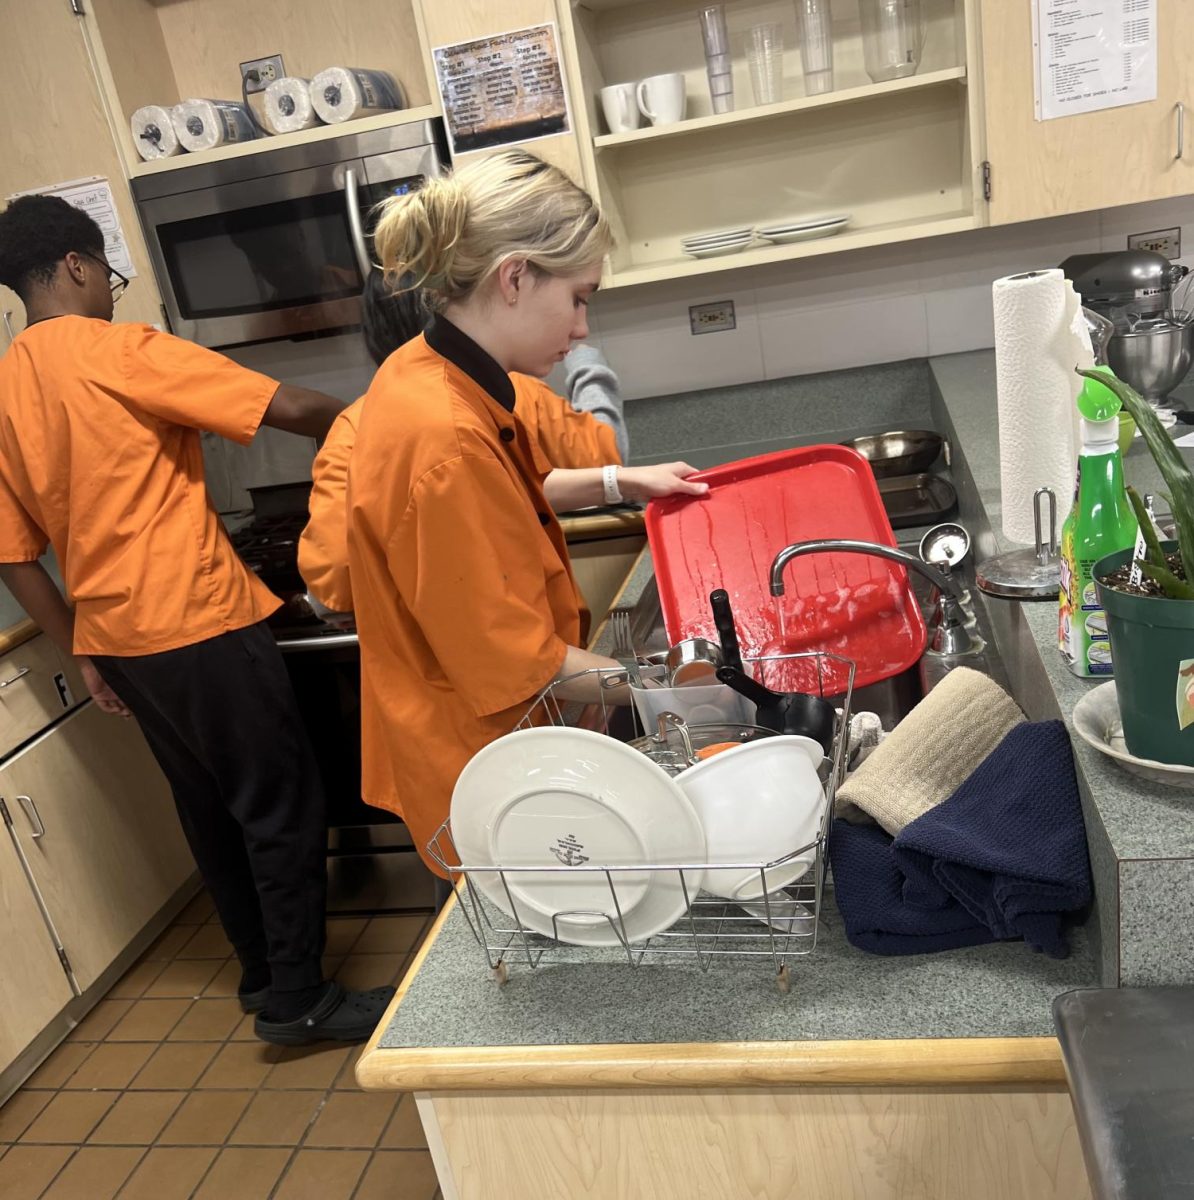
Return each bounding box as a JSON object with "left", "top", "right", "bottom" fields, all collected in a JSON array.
[{"left": 1061, "top": 250, "right": 1194, "bottom": 425}]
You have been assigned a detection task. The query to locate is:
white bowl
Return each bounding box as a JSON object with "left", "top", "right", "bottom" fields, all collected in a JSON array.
[{"left": 677, "top": 735, "right": 825, "bottom": 901}]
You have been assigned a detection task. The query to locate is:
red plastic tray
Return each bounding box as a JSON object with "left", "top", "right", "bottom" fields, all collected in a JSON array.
[{"left": 645, "top": 444, "right": 927, "bottom": 695}]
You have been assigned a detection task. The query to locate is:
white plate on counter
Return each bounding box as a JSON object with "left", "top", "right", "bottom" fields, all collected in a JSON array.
[
  {"left": 682, "top": 225, "right": 753, "bottom": 247},
  {"left": 449, "top": 726, "right": 706, "bottom": 946},
  {"left": 1072, "top": 681, "right": 1194, "bottom": 790}
]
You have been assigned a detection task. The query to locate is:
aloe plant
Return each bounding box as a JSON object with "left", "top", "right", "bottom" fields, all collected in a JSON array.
[{"left": 1078, "top": 367, "right": 1194, "bottom": 599}]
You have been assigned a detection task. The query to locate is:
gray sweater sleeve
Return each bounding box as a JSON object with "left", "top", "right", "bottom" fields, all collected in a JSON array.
[{"left": 563, "top": 343, "right": 629, "bottom": 463}]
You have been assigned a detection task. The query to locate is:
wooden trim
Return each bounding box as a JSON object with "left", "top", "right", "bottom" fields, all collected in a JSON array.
[
  {"left": 0, "top": 620, "right": 42, "bottom": 657},
  {"left": 558, "top": 509, "right": 646, "bottom": 540},
  {"left": 593, "top": 68, "right": 968, "bottom": 152},
  {"left": 356, "top": 889, "right": 1066, "bottom": 1094}
]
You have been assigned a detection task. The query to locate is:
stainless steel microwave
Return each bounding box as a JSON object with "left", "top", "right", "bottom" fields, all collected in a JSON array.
[{"left": 131, "top": 119, "right": 449, "bottom": 348}]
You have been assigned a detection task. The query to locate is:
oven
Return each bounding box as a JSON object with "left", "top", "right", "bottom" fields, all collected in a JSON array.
[
  {"left": 132, "top": 119, "right": 449, "bottom": 349},
  {"left": 229, "top": 483, "right": 437, "bottom": 913}
]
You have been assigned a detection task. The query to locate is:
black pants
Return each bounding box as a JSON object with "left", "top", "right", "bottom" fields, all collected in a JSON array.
[{"left": 93, "top": 622, "right": 327, "bottom": 994}]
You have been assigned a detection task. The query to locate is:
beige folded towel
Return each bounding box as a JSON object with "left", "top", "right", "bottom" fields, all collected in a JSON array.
[{"left": 835, "top": 667, "right": 1025, "bottom": 835}]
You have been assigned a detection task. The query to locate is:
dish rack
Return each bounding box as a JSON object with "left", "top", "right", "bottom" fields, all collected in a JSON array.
[{"left": 427, "top": 651, "right": 855, "bottom": 993}]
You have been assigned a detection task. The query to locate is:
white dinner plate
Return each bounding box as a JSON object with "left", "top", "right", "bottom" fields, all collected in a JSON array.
[
  {"left": 758, "top": 221, "right": 850, "bottom": 245},
  {"left": 450, "top": 726, "right": 706, "bottom": 946},
  {"left": 684, "top": 238, "right": 754, "bottom": 259},
  {"left": 758, "top": 213, "right": 851, "bottom": 234},
  {"left": 1072, "top": 681, "right": 1194, "bottom": 791}
]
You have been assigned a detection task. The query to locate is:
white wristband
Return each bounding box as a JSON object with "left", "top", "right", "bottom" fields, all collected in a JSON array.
[{"left": 602, "top": 464, "right": 623, "bottom": 505}]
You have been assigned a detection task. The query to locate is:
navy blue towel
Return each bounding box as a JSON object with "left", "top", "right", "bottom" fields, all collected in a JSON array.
[{"left": 831, "top": 720, "right": 1091, "bottom": 958}]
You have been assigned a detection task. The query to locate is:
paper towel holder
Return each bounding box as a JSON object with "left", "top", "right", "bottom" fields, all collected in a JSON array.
[{"left": 976, "top": 487, "right": 1062, "bottom": 600}]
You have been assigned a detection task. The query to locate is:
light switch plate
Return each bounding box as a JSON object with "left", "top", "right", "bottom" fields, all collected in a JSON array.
[
  {"left": 1128, "top": 227, "right": 1181, "bottom": 259},
  {"left": 689, "top": 300, "right": 736, "bottom": 334}
]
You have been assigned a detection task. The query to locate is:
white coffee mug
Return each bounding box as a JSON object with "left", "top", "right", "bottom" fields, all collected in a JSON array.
[
  {"left": 637, "top": 73, "right": 686, "bottom": 126},
  {"left": 600, "top": 82, "right": 640, "bottom": 134}
]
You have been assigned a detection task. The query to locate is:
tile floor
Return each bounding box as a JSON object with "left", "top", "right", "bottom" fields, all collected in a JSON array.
[{"left": 0, "top": 892, "right": 442, "bottom": 1200}]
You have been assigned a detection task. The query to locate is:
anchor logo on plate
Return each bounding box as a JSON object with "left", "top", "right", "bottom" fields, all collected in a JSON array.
[{"left": 550, "top": 833, "right": 589, "bottom": 866}]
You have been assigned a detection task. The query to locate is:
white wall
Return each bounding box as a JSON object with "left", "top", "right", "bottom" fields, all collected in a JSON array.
[{"left": 571, "top": 195, "right": 1194, "bottom": 401}]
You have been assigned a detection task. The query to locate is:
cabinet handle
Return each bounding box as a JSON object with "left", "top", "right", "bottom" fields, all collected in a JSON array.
[
  {"left": 17, "top": 795, "right": 45, "bottom": 840},
  {"left": 0, "top": 665, "right": 30, "bottom": 688},
  {"left": 1177, "top": 102, "right": 1186, "bottom": 161},
  {"left": 343, "top": 167, "right": 373, "bottom": 282}
]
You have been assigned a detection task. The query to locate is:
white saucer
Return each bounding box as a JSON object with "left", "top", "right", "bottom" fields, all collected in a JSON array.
[
  {"left": 1072, "top": 681, "right": 1194, "bottom": 790},
  {"left": 449, "top": 726, "right": 706, "bottom": 946},
  {"left": 683, "top": 225, "right": 753, "bottom": 246},
  {"left": 684, "top": 238, "right": 754, "bottom": 259}
]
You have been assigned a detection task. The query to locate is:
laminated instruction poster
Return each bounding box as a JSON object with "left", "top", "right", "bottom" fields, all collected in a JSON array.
[
  {"left": 8, "top": 176, "right": 137, "bottom": 279},
  {"left": 1032, "top": 0, "right": 1157, "bottom": 121},
  {"left": 432, "top": 23, "right": 572, "bottom": 155}
]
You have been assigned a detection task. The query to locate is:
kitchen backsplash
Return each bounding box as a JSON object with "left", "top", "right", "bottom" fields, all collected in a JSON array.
[{"left": 212, "top": 194, "right": 1194, "bottom": 504}]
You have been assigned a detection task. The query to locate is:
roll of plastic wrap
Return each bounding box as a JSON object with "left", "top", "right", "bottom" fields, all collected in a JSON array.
[
  {"left": 993, "top": 269, "right": 1094, "bottom": 544},
  {"left": 171, "top": 99, "right": 258, "bottom": 153},
  {"left": 130, "top": 105, "right": 182, "bottom": 160},
  {"left": 263, "top": 77, "right": 320, "bottom": 134},
  {"left": 309, "top": 67, "right": 404, "bottom": 124}
]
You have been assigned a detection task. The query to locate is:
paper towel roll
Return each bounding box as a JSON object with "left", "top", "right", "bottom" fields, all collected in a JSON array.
[
  {"left": 993, "top": 269, "right": 1094, "bottom": 544},
  {"left": 263, "top": 77, "right": 320, "bottom": 134},
  {"left": 171, "top": 99, "right": 258, "bottom": 153},
  {"left": 131, "top": 105, "right": 182, "bottom": 160},
  {"left": 309, "top": 67, "right": 404, "bottom": 124}
]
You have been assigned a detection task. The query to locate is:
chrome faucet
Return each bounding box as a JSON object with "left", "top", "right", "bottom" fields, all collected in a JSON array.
[{"left": 768, "top": 539, "right": 982, "bottom": 658}]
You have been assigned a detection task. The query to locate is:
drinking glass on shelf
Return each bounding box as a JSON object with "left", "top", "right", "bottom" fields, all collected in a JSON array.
[
  {"left": 860, "top": 0, "right": 925, "bottom": 83},
  {"left": 745, "top": 23, "right": 784, "bottom": 106},
  {"left": 794, "top": 0, "right": 834, "bottom": 96},
  {"left": 699, "top": 5, "right": 735, "bottom": 114}
]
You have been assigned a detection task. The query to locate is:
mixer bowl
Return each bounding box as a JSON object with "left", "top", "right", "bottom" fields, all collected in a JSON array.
[{"left": 1106, "top": 316, "right": 1194, "bottom": 401}]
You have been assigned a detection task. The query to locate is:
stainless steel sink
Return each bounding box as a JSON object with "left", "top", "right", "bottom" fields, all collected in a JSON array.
[{"left": 627, "top": 541, "right": 1005, "bottom": 731}]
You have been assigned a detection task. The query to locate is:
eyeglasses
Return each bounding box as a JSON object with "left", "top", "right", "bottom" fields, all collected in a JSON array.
[{"left": 83, "top": 251, "right": 130, "bottom": 302}]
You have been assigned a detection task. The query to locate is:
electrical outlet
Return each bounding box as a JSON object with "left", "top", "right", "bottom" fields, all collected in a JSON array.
[
  {"left": 1128, "top": 227, "right": 1181, "bottom": 259},
  {"left": 689, "top": 300, "right": 736, "bottom": 335},
  {"left": 240, "top": 55, "right": 285, "bottom": 95}
]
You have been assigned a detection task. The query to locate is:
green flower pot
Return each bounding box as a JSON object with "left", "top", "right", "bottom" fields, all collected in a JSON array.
[{"left": 1095, "top": 541, "right": 1194, "bottom": 766}]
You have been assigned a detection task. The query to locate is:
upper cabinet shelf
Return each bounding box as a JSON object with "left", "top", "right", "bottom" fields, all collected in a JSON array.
[
  {"left": 593, "top": 65, "right": 967, "bottom": 150},
  {"left": 87, "top": 0, "right": 435, "bottom": 175}
]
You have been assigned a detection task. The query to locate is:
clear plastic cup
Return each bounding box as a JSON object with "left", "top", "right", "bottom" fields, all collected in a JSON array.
[
  {"left": 746, "top": 23, "right": 784, "bottom": 106},
  {"left": 794, "top": 0, "right": 834, "bottom": 96}
]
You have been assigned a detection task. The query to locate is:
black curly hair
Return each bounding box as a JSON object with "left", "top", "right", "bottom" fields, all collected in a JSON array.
[
  {"left": 361, "top": 268, "right": 428, "bottom": 366},
  {"left": 0, "top": 194, "right": 104, "bottom": 299}
]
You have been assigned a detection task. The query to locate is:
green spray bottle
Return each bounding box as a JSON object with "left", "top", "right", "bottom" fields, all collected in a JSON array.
[{"left": 1058, "top": 365, "right": 1138, "bottom": 677}]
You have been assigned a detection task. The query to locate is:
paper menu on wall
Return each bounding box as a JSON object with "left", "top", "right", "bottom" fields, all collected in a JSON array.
[
  {"left": 8, "top": 176, "right": 137, "bottom": 279},
  {"left": 1032, "top": 0, "right": 1157, "bottom": 122}
]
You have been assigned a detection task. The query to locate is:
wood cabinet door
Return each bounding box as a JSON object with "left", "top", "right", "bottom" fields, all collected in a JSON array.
[
  {"left": 0, "top": 813, "right": 73, "bottom": 1072},
  {"left": 979, "top": 0, "right": 1194, "bottom": 225},
  {"left": 3, "top": 703, "right": 194, "bottom": 992},
  {"left": 0, "top": 0, "right": 163, "bottom": 338}
]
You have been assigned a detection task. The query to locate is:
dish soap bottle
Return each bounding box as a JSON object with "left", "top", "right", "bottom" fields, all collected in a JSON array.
[{"left": 1059, "top": 365, "right": 1138, "bottom": 677}]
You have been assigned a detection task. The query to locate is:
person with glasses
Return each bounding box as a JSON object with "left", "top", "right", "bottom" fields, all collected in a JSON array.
[{"left": 0, "top": 193, "right": 396, "bottom": 1047}]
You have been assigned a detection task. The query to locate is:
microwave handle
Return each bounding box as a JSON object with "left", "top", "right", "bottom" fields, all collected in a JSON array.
[{"left": 344, "top": 167, "right": 373, "bottom": 281}]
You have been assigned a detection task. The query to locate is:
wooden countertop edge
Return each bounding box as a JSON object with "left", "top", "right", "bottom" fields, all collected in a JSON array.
[
  {"left": 355, "top": 893, "right": 1066, "bottom": 1093},
  {"left": 0, "top": 619, "right": 42, "bottom": 656}
]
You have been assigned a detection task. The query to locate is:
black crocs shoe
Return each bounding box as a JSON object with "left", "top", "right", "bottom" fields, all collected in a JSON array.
[
  {"left": 238, "top": 985, "right": 271, "bottom": 1015},
  {"left": 253, "top": 982, "right": 396, "bottom": 1046}
]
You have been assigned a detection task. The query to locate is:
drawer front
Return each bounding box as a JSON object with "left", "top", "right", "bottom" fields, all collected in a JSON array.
[{"left": 0, "top": 635, "right": 79, "bottom": 758}]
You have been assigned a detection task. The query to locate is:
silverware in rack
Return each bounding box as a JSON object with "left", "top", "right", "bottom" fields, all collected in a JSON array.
[{"left": 427, "top": 650, "right": 856, "bottom": 993}]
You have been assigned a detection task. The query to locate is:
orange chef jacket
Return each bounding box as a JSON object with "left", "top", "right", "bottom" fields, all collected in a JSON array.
[
  {"left": 347, "top": 317, "right": 587, "bottom": 872},
  {"left": 299, "top": 374, "right": 619, "bottom": 613},
  {"left": 0, "top": 316, "right": 281, "bottom": 655}
]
